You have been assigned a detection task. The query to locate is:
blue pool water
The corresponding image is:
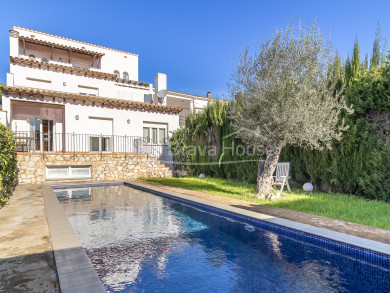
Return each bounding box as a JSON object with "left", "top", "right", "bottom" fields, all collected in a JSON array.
[{"left": 55, "top": 184, "right": 390, "bottom": 292}]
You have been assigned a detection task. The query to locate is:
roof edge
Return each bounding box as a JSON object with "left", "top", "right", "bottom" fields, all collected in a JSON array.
[
  {"left": 14, "top": 25, "right": 139, "bottom": 57},
  {"left": 1, "top": 85, "right": 182, "bottom": 114}
]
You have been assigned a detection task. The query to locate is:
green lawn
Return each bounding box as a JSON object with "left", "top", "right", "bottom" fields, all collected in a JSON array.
[{"left": 142, "top": 177, "right": 390, "bottom": 230}]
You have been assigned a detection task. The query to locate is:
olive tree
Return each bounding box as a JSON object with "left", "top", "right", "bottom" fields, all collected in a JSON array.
[{"left": 229, "top": 21, "right": 353, "bottom": 195}]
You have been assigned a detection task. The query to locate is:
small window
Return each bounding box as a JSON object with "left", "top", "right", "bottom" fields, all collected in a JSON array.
[
  {"left": 47, "top": 167, "right": 68, "bottom": 178},
  {"left": 143, "top": 126, "right": 167, "bottom": 145},
  {"left": 90, "top": 136, "right": 111, "bottom": 152},
  {"left": 151, "top": 128, "right": 158, "bottom": 144},
  {"left": 46, "top": 166, "right": 91, "bottom": 180},
  {"left": 28, "top": 54, "right": 36, "bottom": 61},
  {"left": 143, "top": 127, "right": 150, "bottom": 144},
  {"left": 114, "top": 70, "right": 120, "bottom": 79},
  {"left": 123, "top": 72, "right": 129, "bottom": 81},
  {"left": 41, "top": 57, "right": 48, "bottom": 63},
  {"left": 159, "top": 128, "right": 166, "bottom": 144}
]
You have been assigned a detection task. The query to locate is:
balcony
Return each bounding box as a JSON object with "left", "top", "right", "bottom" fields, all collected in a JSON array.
[{"left": 13, "top": 131, "right": 171, "bottom": 163}]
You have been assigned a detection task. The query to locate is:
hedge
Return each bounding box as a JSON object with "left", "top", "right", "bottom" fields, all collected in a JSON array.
[{"left": 0, "top": 124, "right": 18, "bottom": 206}]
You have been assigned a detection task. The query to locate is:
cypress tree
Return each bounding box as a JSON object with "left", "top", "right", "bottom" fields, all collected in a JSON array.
[
  {"left": 332, "top": 52, "right": 344, "bottom": 91},
  {"left": 363, "top": 54, "right": 369, "bottom": 74},
  {"left": 370, "top": 23, "right": 381, "bottom": 69},
  {"left": 345, "top": 55, "right": 352, "bottom": 86},
  {"left": 351, "top": 38, "right": 361, "bottom": 80}
]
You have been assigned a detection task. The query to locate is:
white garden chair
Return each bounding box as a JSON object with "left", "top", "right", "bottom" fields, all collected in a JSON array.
[{"left": 272, "top": 162, "right": 291, "bottom": 193}]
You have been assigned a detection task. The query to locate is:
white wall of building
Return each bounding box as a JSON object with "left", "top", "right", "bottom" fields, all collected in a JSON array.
[
  {"left": 64, "top": 102, "right": 179, "bottom": 137},
  {"left": 10, "top": 64, "right": 150, "bottom": 102},
  {"left": 3, "top": 26, "right": 217, "bottom": 147},
  {"left": 0, "top": 109, "right": 8, "bottom": 127},
  {"left": 13, "top": 26, "right": 139, "bottom": 81}
]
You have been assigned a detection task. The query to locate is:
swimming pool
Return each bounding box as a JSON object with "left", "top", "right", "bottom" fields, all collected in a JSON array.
[{"left": 54, "top": 183, "right": 390, "bottom": 292}]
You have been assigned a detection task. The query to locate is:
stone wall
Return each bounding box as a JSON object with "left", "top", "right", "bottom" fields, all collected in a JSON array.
[{"left": 17, "top": 152, "right": 172, "bottom": 184}]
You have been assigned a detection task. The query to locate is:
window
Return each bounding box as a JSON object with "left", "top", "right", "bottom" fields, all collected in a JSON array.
[
  {"left": 143, "top": 127, "right": 150, "bottom": 144},
  {"left": 90, "top": 136, "right": 111, "bottom": 152},
  {"left": 143, "top": 125, "right": 167, "bottom": 145},
  {"left": 159, "top": 128, "right": 166, "bottom": 144},
  {"left": 46, "top": 166, "right": 91, "bottom": 180},
  {"left": 90, "top": 137, "right": 100, "bottom": 152},
  {"left": 78, "top": 85, "right": 99, "bottom": 96},
  {"left": 123, "top": 71, "right": 129, "bottom": 81},
  {"left": 26, "top": 77, "right": 51, "bottom": 90},
  {"left": 152, "top": 128, "right": 158, "bottom": 144},
  {"left": 114, "top": 70, "right": 120, "bottom": 79},
  {"left": 72, "top": 63, "right": 90, "bottom": 69}
]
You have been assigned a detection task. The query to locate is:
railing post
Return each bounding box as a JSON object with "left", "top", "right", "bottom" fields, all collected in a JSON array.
[
  {"left": 73, "top": 132, "right": 75, "bottom": 158},
  {"left": 42, "top": 131, "right": 45, "bottom": 160},
  {"left": 124, "top": 135, "right": 127, "bottom": 160}
]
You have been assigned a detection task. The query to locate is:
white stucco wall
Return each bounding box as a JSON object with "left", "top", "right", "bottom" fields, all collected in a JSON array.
[
  {"left": 13, "top": 26, "right": 139, "bottom": 81},
  {"left": 64, "top": 102, "right": 179, "bottom": 137},
  {"left": 0, "top": 110, "right": 8, "bottom": 127},
  {"left": 3, "top": 26, "right": 217, "bottom": 141},
  {"left": 3, "top": 93, "right": 180, "bottom": 140},
  {"left": 10, "top": 64, "right": 149, "bottom": 102}
]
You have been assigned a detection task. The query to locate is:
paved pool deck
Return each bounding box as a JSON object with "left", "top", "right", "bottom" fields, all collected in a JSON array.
[
  {"left": 0, "top": 184, "right": 59, "bottom": 293},
  {"left": 136, "top": 180, "right": 390, "bottom": 245}
]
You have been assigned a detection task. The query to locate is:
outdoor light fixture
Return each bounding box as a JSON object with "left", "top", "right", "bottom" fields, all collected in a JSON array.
[
  {"left": 127, "top": 119, "right": 131, "bottom": 124},
  {"left": 75, "top": 115, "right": 79, "bottom": 120},
  {"left": 303, "top": 182, "right": 313, "bottom": 193}
]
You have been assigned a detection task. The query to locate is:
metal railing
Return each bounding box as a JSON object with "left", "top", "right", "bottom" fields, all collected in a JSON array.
[{"left": 13, "top": 131, "right": 171, "bottom": 164}]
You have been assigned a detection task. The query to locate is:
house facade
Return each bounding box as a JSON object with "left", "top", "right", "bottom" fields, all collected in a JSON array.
[{"left": 0, "top": 26, "right": 216, "bottom": 182}]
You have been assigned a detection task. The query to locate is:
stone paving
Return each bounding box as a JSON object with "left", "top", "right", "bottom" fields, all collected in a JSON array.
[
  {"left": 0, "top": 184, "right": 59, "bottom": 293},
  {"left": 137, "top": 180, "right": 390, "bottom": 245}
]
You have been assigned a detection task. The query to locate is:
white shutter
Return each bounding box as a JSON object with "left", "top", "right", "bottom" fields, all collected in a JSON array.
[{"left": 88, "top": 118, "right": 113, "bottom": 135}]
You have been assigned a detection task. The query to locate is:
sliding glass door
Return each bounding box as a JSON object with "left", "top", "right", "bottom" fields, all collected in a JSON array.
[{"left": 29, "top": 118, "right": 54, "bottom": 152}]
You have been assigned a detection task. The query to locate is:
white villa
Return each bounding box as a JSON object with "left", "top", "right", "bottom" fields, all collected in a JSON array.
[{"left": 0, "top": 26, "right": 217, "bottom": 182}]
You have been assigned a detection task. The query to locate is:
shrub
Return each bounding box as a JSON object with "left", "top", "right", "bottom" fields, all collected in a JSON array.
[
  {"left": 170, "top": 101, "right": 259, "bottom": 182},
  {"left": 0, "top": 124, "right": 18, "bottom": 206}
]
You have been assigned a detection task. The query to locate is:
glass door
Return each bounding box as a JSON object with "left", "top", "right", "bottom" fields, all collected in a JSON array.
[
  {"left": 29, "top": 118, "right": 54, "bottom": 152},
  {"left": 42, "top": 119, "right": 53, "bottom": 152},
  {"left": 30, "top": 118, "right": 41, "bottom": 151}
]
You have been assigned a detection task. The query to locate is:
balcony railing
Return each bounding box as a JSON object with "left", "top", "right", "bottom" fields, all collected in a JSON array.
[{"left": 13, "top": 131, "right": 171, "bottom": 163}]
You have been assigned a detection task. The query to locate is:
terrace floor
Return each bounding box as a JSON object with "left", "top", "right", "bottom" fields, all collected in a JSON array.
[{"left": 0, "top": 184, "right": 59, "bottom": 293}]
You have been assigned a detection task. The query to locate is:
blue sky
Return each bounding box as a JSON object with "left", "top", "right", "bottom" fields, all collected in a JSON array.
[{"left": 0, "top": 0, "right": 389, "bottom": 98}]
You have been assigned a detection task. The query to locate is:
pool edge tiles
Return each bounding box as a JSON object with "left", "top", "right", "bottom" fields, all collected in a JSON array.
[
  {"left": 42, "top": 184, "right": 106, "bottom": 293},
  {"left": 124, "top": 181, "right": 390, "bottom": 264}
]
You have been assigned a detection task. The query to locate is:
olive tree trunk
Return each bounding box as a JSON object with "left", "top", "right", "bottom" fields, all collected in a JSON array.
[{"left": 256, "top": 146, "right": 282, "bottom": 195}]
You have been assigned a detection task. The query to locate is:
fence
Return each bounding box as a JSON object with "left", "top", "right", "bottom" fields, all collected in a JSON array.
[{"left": 13, "top": 131, "right": 171, "bottom": 163}]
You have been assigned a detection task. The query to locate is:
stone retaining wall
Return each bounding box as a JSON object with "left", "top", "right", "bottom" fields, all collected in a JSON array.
[{"left": 17, "top": 153, "right": 172, "bottom": 184}]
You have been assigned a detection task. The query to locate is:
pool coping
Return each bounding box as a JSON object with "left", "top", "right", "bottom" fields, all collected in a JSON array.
[
  {"left": 42, "top": 184, "right": 106, "bottom": 293},
  {"left": 125, "top": 181, "right": 390, "bottom": 257}
]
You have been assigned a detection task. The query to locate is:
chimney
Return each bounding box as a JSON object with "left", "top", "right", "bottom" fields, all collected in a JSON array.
[
  {"left": 206, "top": 92, "right": 211, "bottom": 99},
  {"left": 154, "top": 73, "right": 167, "bottom": 105}
]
